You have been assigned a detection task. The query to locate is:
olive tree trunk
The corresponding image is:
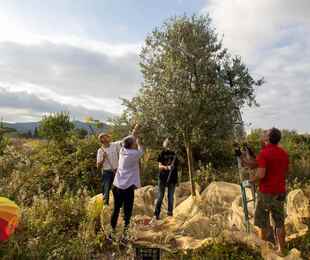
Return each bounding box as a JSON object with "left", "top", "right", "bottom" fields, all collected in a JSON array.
[{"left": 185, "top": 140, "right": 196, "bottom": 196}]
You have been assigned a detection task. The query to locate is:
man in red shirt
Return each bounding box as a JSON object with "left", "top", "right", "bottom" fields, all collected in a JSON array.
[{"left": 250, "top": 128, "right": 289, "bottom": 255}]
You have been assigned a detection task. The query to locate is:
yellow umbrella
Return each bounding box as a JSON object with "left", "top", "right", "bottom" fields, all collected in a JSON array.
[{"left": 0, "top": 197, "right": 21, "bottom": 241}]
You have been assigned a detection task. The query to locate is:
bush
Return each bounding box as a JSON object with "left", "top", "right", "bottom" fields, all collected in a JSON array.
[
  {"left": 39, "top": 112, "right": 74, "bottom": 144},
  {"left": 0, "top": 128, "right": 9, "bottom": 156},
  {"left": 0, "top": 127, "right": 309, "bottom": 259},
  {"left": 0, "top": 190, "right": 110, "bottom": 259}
]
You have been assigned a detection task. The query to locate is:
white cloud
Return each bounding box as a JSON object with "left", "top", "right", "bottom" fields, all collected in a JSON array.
[
  {"left": 0, "top": 86, "right": 114, "bottom": 122},
  {"left": 204, "top": 0, "right": 310, "bottom": 58},
  {"left": 0, "top": 8, "right": 142, "bottom": 122},
  {"left": 202, "top": 0, "right": 310, "bottom": 132},
  {"left": 0, "top": 32, "right": 141, "bottom": 57},
  {"left": 0, "top": 39, "right": 142, "bottom": 117}
]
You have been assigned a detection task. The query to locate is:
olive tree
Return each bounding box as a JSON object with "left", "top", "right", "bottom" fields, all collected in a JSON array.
[{"left": 123, "top": 15, "right": 263, "bottom": 195}]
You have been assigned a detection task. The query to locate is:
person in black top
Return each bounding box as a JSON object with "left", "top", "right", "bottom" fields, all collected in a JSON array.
[{"left": 153, "top": 138, "right": 178, "bottom": 220}]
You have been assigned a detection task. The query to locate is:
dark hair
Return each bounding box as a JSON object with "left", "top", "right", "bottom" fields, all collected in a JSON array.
[
  {"left": 123, "top": 135, "right": 135, "bottom": 149},
  {"left": 269, "top": 128, "right": 281, "bottom": 144}
]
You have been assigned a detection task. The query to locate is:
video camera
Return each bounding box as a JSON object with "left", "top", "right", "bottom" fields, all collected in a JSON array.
[{"left": 233, "top": 142, "right": 255, "bottom": 159}]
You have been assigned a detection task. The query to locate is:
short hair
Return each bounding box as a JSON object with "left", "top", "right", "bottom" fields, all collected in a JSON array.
[
  {"left": 269, "top": 128, "right": 281, "bottom": 144},
  {"left": 122, "top": 135, "right": 135, "bottom": 149},
  {"left": 98, "top": 133, "right": 109, "bottom": 141}
]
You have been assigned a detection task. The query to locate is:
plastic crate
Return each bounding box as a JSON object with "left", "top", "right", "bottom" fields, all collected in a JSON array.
[{"left": 135, "top": 246, "right": 160, "bottom": 260}]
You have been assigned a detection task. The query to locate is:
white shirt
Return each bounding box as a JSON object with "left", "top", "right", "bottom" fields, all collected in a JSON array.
[
  {"left": 113, "top": 147, "right": 144, "bottom": 189},
  {"left": 96, "top": 141, "right": 121, "bottom": 170}
]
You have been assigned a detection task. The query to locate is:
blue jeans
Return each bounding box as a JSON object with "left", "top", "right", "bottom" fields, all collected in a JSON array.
[
  {"left": 154, "top": 180, "right": 176, "bottom": 218},
  {"left": 101, "top": 170, "right": 115, "bottom": 205}
]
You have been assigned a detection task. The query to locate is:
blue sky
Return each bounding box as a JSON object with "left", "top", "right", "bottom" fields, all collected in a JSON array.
[
  {"left": 0, "top": 0, "right": 205, "bottom": 42},
  {"left": 0, "top": 0, "right": 309, "bottom": 132}
]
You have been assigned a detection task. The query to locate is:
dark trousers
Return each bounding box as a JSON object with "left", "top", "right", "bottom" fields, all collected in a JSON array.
[
  {"left": 154, "top": 180, "right": 176, "bottom": 218},
  {"left": 101, "top": 170, "right": 115, "bottom": 205},
  {"left": 110, "top": 186, "right": 135, "bottom": 230}
]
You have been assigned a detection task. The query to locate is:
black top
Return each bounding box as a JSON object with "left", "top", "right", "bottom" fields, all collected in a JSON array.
[{"left": 157, "top": 150, "right": 178, "bottom": 184}]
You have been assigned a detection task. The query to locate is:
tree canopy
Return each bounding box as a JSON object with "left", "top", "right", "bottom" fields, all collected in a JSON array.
[{"left": 116, "top": 15, "right": 264, "bottom": 195}]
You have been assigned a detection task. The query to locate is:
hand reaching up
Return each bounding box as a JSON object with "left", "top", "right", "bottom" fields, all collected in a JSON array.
[{"left": 132, "top": 123, "right": 140, "bottom": 138}]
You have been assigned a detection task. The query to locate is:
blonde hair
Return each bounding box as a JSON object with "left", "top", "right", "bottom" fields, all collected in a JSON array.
[{"left": 98, "top": 133, "right": 110, "bottom": 141}]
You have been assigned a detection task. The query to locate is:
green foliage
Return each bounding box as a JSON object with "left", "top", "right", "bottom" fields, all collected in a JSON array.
[
  {"left": 0, "top": 128, "right": 9, "bottom": 156},
  {"left": 0, "top": 137, "right": 110, "bottom": 259},
  {"left": 246, "top": 128, "right": 265, "bottom": 154},
  {"left": 72, "top": 127, "right": 88, "bottom": 139},
  {"left": 140, "top": 148, "right": 161, "bottom": 186},
  {"left": 0, "top": 190, "right": 110, "bottom": 259},
  {"left": 134, "top": 14, "right": 262, "bottom": 146},
  {"left": 195, "top": 163, "right": 239, "bottom": 191},
  {"left": 120, "top": 14, "right": 262, "bottom": 194},
  {"left": 39, "top": 112, "right": 74, "bottom": 143},
  {"left": 0, "top": 14, "right": 308, "bottom": 259},
  {"left": 0, "top": 136, "right": 100, "bottom": 203},
  {"left": 0, "top": 126, "right": 309, "bottom": 258},
  {"left": 109, "top": 113, "right": 134, "bottom": 142}
]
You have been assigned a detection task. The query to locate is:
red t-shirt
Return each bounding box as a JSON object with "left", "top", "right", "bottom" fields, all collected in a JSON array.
[{"left": 256, "top": 144, "right": 289, "bottom": 194}]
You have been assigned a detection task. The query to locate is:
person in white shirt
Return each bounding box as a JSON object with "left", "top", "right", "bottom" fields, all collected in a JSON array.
[
  {"left": 109, "top": 124, "right": 142, "bottom": 243},
  {"left": 96, "top": 134, "right": 121, "bottom": 205}
]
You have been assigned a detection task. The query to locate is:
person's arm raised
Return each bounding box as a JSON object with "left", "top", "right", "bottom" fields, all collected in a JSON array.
[
  {"left": 131, "top": 123, "right": 140, "bottom": 139},
  {"left": 136, "top": 137, "right": 143, "bottom": 151}
]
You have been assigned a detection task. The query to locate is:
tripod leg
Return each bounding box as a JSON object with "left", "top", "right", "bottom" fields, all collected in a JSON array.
[
  {"left": 240, "top": 183, "right": 250, "bottom": 233},
  {"left": 250, "top": 184, "right": 256, "bottom": 207}
]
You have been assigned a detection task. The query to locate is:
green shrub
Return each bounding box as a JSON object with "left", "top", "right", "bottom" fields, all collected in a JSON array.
[
  {"left": 0, "top": 127, "right": 309, "bottom": 259},
  {"left": 39, "top": 112, "right": 74, "bottom": 144}
]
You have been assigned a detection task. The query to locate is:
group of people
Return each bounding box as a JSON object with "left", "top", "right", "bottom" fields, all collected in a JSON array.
[
  {"left": 96, "top": 125, "right": 289, "bottom": 255},
  {"left": 96, "top": 125, "right": 178, "bottom": 243}
]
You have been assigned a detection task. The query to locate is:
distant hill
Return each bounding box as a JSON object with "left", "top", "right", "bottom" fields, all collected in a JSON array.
[{"left": 3, "top": 121, "right": 109, "bottom": 134}]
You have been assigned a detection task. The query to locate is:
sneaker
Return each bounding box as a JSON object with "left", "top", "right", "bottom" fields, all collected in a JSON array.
[{"left": 167, "top": 212, "right": 173, "bottom": 217}]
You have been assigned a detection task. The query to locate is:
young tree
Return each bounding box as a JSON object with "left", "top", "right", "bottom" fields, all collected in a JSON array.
[
  {"left": 39, "top": 112, "right": 74, "bottom": 143},
  {"left": 123, "top": 15, "right": 263, "bottom": 195}
]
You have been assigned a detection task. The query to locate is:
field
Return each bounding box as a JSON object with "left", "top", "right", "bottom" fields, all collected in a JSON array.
[{"left": 0, "top": 124, "right": 309, "bottom": 259}]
